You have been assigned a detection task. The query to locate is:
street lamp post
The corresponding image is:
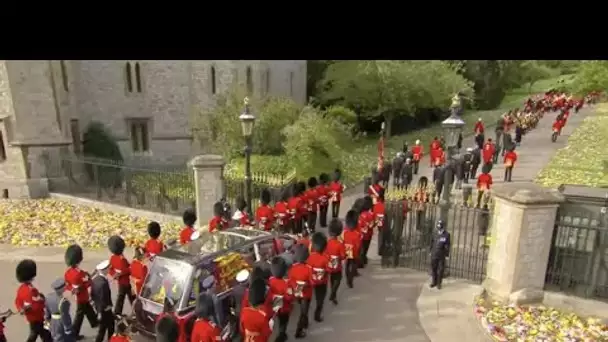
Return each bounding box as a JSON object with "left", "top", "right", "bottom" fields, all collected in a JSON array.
[
  {"left": 439, "top": 108, "right": 465, "bottom": 225},
  {"left": 239, "top": 97, "right": 256, "bottom": 217}
]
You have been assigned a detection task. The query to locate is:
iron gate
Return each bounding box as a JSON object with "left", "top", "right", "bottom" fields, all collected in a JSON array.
[{"left": 380, "top": 200, "right": 490, "bottom": 283}]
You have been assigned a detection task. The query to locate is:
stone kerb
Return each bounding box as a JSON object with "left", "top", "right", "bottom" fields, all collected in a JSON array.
[
  {"left": 189, "top": 154, "right": 225, "bottom": 230},
  {"left": 483, "top": 182, "right": 564, "bottom": 305}
]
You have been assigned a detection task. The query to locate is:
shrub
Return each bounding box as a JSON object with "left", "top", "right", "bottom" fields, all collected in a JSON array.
[{"left": 82, "top": 122, "right": 123, "bottom": 188}]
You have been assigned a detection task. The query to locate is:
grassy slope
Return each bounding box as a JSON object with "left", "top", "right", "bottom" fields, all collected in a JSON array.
[{"left": 536, "top": 103, "right": 608, "bottom": 188}]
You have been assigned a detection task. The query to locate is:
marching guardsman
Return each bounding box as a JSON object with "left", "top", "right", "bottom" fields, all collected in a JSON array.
[
  {"left": 412, "top": 139, "right": 423, "bottom": 174},
  {"left": 325, "top": 219, "right": 345, "bottom": 305},
  {"left": 297, "top": 181, "right": 309, "bottom": 232},
  {"left": 269, "top": 257, "right": 292, "bottom": 342},
  {"left": 429, "top": 220, "right": 451, "bottom": 289},
  {"left": 287, "top": 244, "right": 313, "bottom": 339},
  {"left": 256, "top": 189, "right": 275, "bottom": 231},
  {"left": 179, "top": 208, "right": 198, "bottom": 243},
  {"left": 156, "top": 314, "right": 180, "bottom": 342},
  {"left": 368, "top": 170, "right": 384, "bottom": 203},
  {"left": 45, "top": 278, "right": 74, "bottom": 342},
  {"left": 474, "top": 118, "right": 485, "bottom": 149},
  {"left": 130, "top": 247, "right": 148, "bottom": 296},
  {"left": 274, "top": 188, "right": 291, "bottom": 233},
  {"left": 373, "top": 188, "right": 386, "bottom": 235},
  {"left": 108, "top": 235, "right": 135, "bottom": 315},
  {"left": 109, "top": 317, "right": 132, "bottom": 342},
  {"left": 91, "top": 260, "right": 115, "bottom": 342},
  {"left": 318, "top": 173, "right": 330, "bottom": 228},
  {"left": 305, "top": 177, "right": 319, "bottom": 232},
  {"left": 144, "top": 221, "right": 164, "bottom": 258},
  {"left": 358, "top": 196, "right": 375, "bottom": 267},
  {"left": 64, "top": 244, "right": 97, "bottom": 339},
  {"left": 429, "top": 137, "right": 440, "bottom": 167},
  {"left": 240, "top": 278, "right": 273, "bottom": 342},
  {"left": 503, "top": 146, "right": 518, "bottom": 183},
  {"left": 287, "top": 183, "right": 303, "bottom": 234},
  {"left": 296, "top": 228, "right": 311, "bottom": 250},
  {"left": 15, "top": 259, "right": 52, "bottom": 342},
  {"left": 482, "top": 138, "right": 495, "bottom": 168},
  {"left": 233, "top": 196, "right": 253, "bottom": 227},
  {"left": 476, "top": 164, "right": 493, "bottom": 208},
  {"left": 329, "top": 169, "right": 344, "bottom": 219},
  {"left": 190, "top": 293, "right": 222, "bottom": 342},
  {"left": 307, "top": 232, "right": 329, "bottom": 323},
  {"left": 342, "top": 210, "right": 362, "bottom": 288},
  {"left": 208, "top": 203, "right": 229, "bottom": 233}
]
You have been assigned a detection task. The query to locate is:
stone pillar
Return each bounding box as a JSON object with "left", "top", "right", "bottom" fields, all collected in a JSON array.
[
  {"left": 189, "top": 154, "right": 225, "bottom": 231},
  {"left": 483, "top": 182, "right": 564, "bottom": 304}
]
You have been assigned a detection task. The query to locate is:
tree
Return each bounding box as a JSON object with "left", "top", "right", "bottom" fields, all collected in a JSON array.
[
  {"left": 318, "top": 61, "right": 473, "bottom": 136},
  {"left": 570, "top": 61, "right": 608, "bottom": 95},
  {"left": 518, "top": 61, "right": 556, "bottom": 93}
]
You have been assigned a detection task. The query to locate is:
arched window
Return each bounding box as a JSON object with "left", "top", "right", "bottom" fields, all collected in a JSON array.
[
  {"left": 246, "top": 66, "right": 253, "bottom": 94},
  {"left": 125, "top": 62, "right": 133, "bottom": 93},
  {"left": 135, "top": 62, "right": 142, "bottom": 93},
  {"left": 211, "top": 66, "right": 217, "bottom": 94}
]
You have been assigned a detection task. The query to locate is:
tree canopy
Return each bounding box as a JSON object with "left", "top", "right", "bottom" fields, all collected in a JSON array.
[{"left": 569, "top": 61, "right": 608, "bottom": 95}]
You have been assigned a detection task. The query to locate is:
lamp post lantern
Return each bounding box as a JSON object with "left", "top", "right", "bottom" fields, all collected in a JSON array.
[
  {"left": 438, "top": 108, "right": 466, "bottom": 224},
  {"left": 239, "top": 97, "right": 256, "bottom": 216}
]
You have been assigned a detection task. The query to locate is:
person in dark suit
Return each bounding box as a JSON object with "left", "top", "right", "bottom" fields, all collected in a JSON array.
[
  {"left": 429, "top": 220, "right": 451, "bottom": 290},
  {"left": 91, "top": 261, "right": 114, "bottom": 342}
]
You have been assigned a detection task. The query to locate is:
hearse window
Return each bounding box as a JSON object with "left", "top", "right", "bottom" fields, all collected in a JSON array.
[
  {"left": 187, "top": 267, "right": 212, "bottom": 307},
  {"left": 140, "top": 257, "right": 194, "bottom": 306},
  {"left": 235, "top": 244, "right": 256, "bottom": 267},
  {"left": 257, "top": 240, "right": 277, "bottom": 263},
  {"left": 179, "top": 232, "right": 246, "bottom": 255}
]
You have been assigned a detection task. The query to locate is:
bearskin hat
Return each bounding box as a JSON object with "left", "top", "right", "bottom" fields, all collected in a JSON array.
[
  {"left": 307, "top": 177, "right": 318, "bottom": 189},
  {"left": 293, "top": 243, "right": 309, "bottom": 263},
  {"left": 108, "top": 235, "right": 126, "bottom": 256},
  {"left": 311, "top": 232, "right": 328, "bottom": 253},
  {"left": 64, "top": 244, "right": 83, "bottom": 267},
  {"left": 419, "top": 176, "right": 429, "bottom": 189},
  {"left": 280, "top": 187, "right": 290, "bottom": 202},
  {"left": 260, "top": 188, "right": 271, "bottom": 205},
  {"left": 183, "top": 208, "right": 197, "bottom": 226},
  {"left": 235, "top": 196, "right": 247, "bottom": 211},
  {"left": 212, "top": 202, "right": 223, "bottom": 217},
  {"left": 333, "top": 168, "right": 342, "bottom": 181},
  {"left": 352, "top": 198, "right": 365, "bottom": 213},
  {"left": 345, "top": 210, "right": 359, "bottom": 230},
  {"left": 319, "top": 173, "right": 330, "bottom": 185},
  {"left": 250, "top": 265, "right": 269, "bottom": 281},
  {"left": 363, "top": 196, "right": 373, "bottom": 211},
  {"left": 328, "top": 218, "right": 343, "bottom": 237},
  {"left": 195, "top": 293, "right": 215, "bottom": 319},
  {"left": 16, "top": 259, "right": 37, "bottom": 283},
  {"left": 156, "top": 315, "right": 180, "bottom": 342},
  {"left": 248, "top": 278, "right": 267, "bottom": 307},
  {"left": 297, "top": 181, "right": 307, "bottom": 193},
  {"left": 481, "top": 163, "right": 492, "bottom": 174},
  {"left": 148, "top": 221, "right": 161, "bottom": 239},
  {"left": 270, "top": 256, "right": 287, "bottom": 279}
]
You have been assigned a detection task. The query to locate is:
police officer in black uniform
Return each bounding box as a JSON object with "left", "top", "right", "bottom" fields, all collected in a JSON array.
[
  {"left": 430, "top": 220, "right": 451, "bottom": 290},
  {"left": 91, "top": 261, "right": 114, "bottom": 342}
]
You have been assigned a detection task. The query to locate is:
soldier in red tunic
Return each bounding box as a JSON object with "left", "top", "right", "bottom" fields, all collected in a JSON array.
[
  {"left": 233, "top": 196, "right": 253, "bottom": 227},
  {"left": 325, "top": 219, "right": 345, "bottom": 304},
  {"left": 268, "top": 257, "right": 292, "bottom": 342},
  {"left": 190, "top": 293, "right": 222, "bottom": 342},
  {"left": 358, "top": 196, "right": 375, "bottom": 267},
  {"left": 144, "top": 221, "right": 164, "bottom": 258},
  {"left": 130, "top": 247, "right": 148, "bottom": 296},
  {"left": 64, "top": 244, "right": 98, "bottom": 339},
  {"left": 108, "top": 235, "right": 134, "bottom": 315},
  {"left": 305, "top": 177, "right": 319, "bottom": 232},
  {"left": 288, "top": 184, "right": 303, "bottom": 234},
  {"left": 317, "top": 173, "right": 330, "bottom": 228},
  {"left": 342, "top": 211, "right": 362, "bottom": 288},
  {"left": 208, "top": 203, "right": 229, "bottom": 233},
  {"left": 287, "top": 244, "right": 313, "bottom": 338},
  {"left": 179, "top": 208, "right": 198, "bottom": 243},
  {"left": 307, "top": 232, "right": 329, "bottom": 323},
  {"left": 274, "top": 189, "right": 290, "bottom": 233},
  {"left": 328, "top": 169, "right": 344, "bottom": 219},
  {"left": 255, "top": 189, "right": 275, "bottom": 231},
  {"left": 15, "top": 259, "right": 52, "bottom": 342},
  {"left": 240, "top": 279, "right": 273, "bottom": 342}
]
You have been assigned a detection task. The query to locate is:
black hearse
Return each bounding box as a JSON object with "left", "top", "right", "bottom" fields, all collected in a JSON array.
[{"left": 131, "top": 228, "right": 296, "bottom": 339}]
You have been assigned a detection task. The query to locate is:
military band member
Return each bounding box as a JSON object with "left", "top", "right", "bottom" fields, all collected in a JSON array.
[
  {"left": 329, "top": 169, "right": 344, "bottom": 219},
  {"left": 269, "top": 257, "right": 292, "bottom": 342},
  {"left": 274, "top": 188, "right": 291, "bottom": 233},
  {"left": 297, "top": 181, "right": 309, "bottom": 232},
  {"left": 256, "top": 189, "right": 275, "bottom": 231},
  {"left": 64, "top": 244, "right": 97, "bottom": 340},
  {"left": 503, "top": 146, "right": 518, "bottom": 183},
  {"left": 412, "top": 140, "right": 423, "bottom": 174},
  {"left": 342, "top": 210, "right": 362, "bottom": 288},
  {"left": 307, "top": 232, "right": 329, "bottom": 323},
  {"left": 482, "top": 139, "right": 495, "bottom": 169},
  {"left": 233, "top": 196, "right": 253, "bottom": 227},
  {"left": 318, "top": 173, "right": 331, "bottom": 228},
  {"left": 109, "top": 318, "right": 132, "bottom": 342},
  {"left": 144, "top": 221, "right": 164, "bottom": 258},
  {"left": 179, "top": 208, "right": 198, "bottom": 243},
  {"left": 368, "top": 170, "right": 384, "bottom": 203},
  {"left": 130, "top": 247, "right": 148, "bottom": 296},
  {"left": 429, "top": 137, "right": 440, "bottom": 167},
  {"left": 208, "top": 203, "right": 229, "bottom": 233},
  {"left": 190, "top": 293, "right": 222, "bottom": 342},
  {"left": 91, "top": 260, "right": 115, "bottom": 342},
  {"left": 45, "top": 279, "right": 73, "bottom": 342},
  {"left": 108, "top": 236, "right": 134, "bottom": 315},
  {"left": 240, "top": 279, "right": 273, "bottom": 342},
  {"left": 155, "top": 314, "right": 180, "bottom": 342},
  {"left": 430, "top": 221, "right": 451, "bottom": 290},
  {"left": 325, "top": 219, "right": 345, "bottom": 305},
  {"left": 287, "top": 244, "right": 313, "bottom": 339},
  {"left": 15, "top": 259, "right": 52, "bottom": 342},
  {"left": 288, "top": 184, "right": 304, "bottom": 234},
  {"left": 476, "top": 164, "right": 493, "bottom": 208},
  {"left": 305, "top": 177, "right": 319, "bottom": 232},
  {"left": 358, "top": 196, "right": 375, "bottom": 267}
]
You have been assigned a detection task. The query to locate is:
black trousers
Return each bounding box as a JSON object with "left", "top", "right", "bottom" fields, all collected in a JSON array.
[
  {"left": 345, "top": 259, "right": 357, "bottom": 288},
  {"left": 430, "top": 257, "right": 446, "bottom": 286},
  {"left": 470, "top": 164, "right": 479, "bottom": 179},
  {"left": 319, "top": 205, "right": 329, "bottom": 228},
  {"left": 0, "top": 334, "right": 6, "bottom": 342},
  {"left": 95, "top": 310, "right": 115, "bottom": 342},
  {"left": 277, "top": 312, "right": 290, "bottom": 341},
  {"left": 73, "top": 301, "right": 98, "bottom": 335},
  {"left": 114, "top": 283, "right": 135, "bottom": 315},
  {"left": 413, "top": 161, "right": 420, "bottom": 174},
  {"left": 504, "top": 166, "right": 513, "bottom": 182},
  {"left": 27, "top": 321, "right": 52, "bottom": 342},
  {"left": 313, "top": 284, "right": 327, "bottom": 319},
  {"left": 329, "top": 271, "right": 342, "bottom": 301},
  {"left": 306, "top": 211, "right": 317, "bottom": 232},
  {"left": 331, "top": 201, "right": 340, "bottom": 219},
  {"left": 360, "top": 239, "right": 371, "bottom": 266},
  {"left": 295, "top": 298, "right": 310, "bottom": 334},
  {"left": 292, "top": 218, "right": 302, "bottom": 235}
]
